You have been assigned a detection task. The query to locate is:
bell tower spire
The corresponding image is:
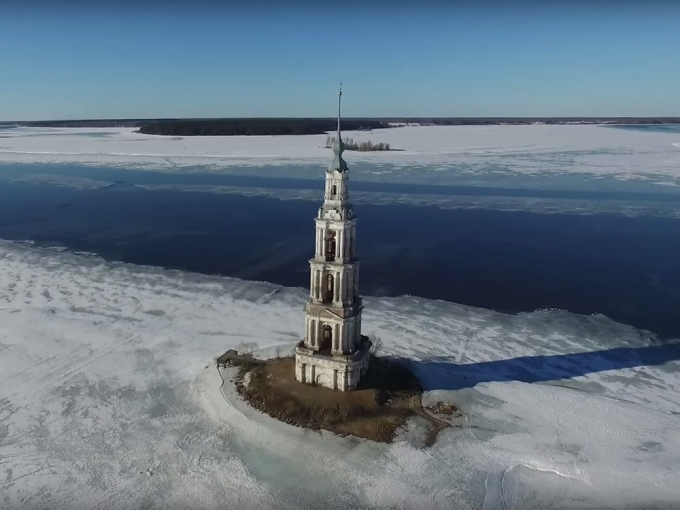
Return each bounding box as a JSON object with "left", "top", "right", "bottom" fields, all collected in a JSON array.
[
  {"left": 329, "top": 82, "right": 348, "bottom": 174},
  {"left": 294, "top": 86, "right": 371, "bottom": 392}
]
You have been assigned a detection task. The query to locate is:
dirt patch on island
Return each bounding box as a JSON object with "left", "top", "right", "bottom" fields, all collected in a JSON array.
[{"left": 234, "top": 356, "right": 451, "bottom": 445}]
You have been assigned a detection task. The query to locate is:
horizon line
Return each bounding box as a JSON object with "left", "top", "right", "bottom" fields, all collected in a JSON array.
[{"left": 4, "top": 115, "right": 680, "bottom": 124}]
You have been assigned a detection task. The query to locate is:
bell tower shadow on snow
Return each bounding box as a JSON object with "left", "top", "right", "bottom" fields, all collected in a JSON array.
[{"left": 397, "top": 342, "right": 680, "bottom": 392}]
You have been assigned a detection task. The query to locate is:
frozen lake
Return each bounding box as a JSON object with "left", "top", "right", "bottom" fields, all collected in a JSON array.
[{"left": 1, "top": 125, "right": 680, "bottom": 509}]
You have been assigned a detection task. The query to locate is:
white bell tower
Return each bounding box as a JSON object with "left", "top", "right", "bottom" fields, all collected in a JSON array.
[{"left": 294, "top": 85, "right": 371, "bottom": 391}]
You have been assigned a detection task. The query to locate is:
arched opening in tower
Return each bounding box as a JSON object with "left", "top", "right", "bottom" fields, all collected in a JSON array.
[
  {"left": 325, "top": 231, "right": 336, "bottom": 262},
  {"left": 331, "top": 184, "right": 337, "bottom": 196},
  {"left": 320, "top": 325, "right": 333, "bottom": 353},
  {"left": 323, "top": 274, "right": 334, "bottom": 304}
]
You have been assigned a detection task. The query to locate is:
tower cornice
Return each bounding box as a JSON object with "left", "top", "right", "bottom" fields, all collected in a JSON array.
[
  {"left": 309, "top": 258, "right": 361, "bottom": 268},
  {"left": 314, "top": 217, "right": 358, "bottom": 227}
]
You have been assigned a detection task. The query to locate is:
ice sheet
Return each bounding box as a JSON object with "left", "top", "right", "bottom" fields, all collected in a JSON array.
[
  {"left": 1, "top": 242, "right": 679, "bottom": 509},
  {"left": 1, "top": 125, "right": 679, "bottom": 185}
]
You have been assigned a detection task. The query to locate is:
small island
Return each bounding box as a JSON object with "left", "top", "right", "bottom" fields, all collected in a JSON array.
[
  {"left": 324, "top": 136, "right": 402, "bottom": 152},
  {"left": 219, "top": 341, "right": 456, "bottom": 446}
]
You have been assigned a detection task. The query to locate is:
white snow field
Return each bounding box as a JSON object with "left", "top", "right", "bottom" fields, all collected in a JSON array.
[
  {"left": 1, "top": 125, "right": 679, "bottom": 185},
  {"left": 2, "top": 241, "right": 680, "bottom": 509}
]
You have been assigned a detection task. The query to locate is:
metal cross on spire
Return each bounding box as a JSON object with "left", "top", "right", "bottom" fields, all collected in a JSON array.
[
  {"left": 328, "top": 82, "right": 348, "bottom": 172},
  {"left": 337, "top": 82, "right": 343, "bottom": 141}
]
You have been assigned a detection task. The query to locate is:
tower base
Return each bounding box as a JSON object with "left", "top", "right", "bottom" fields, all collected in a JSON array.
[{"left": 295, "top": 336, "right": 371, "bottom": 391}]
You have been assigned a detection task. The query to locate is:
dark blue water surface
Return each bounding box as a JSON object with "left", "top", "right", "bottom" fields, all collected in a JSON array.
[
  {"left": 1, "top": 163, "right": 679, "bottom": 339},
  {"left": 605, "top": 124, "right": 680, "bottom": 134}
]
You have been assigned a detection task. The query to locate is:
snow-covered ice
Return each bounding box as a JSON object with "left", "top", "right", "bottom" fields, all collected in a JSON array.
[
  {"left": 1, "top": 123, "right": 680, "bottom": 508},
  {"left": 1, "top": 241, "right": 679, "bottom": 509},
  {"left": 1, "top": 125, "right": 679, "bottom": 185}
]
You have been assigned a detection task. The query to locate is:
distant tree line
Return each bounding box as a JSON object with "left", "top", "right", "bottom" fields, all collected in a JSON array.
[
  {"left": 136, "top": 118, "right": 390, "bottom": 136},
  {"left": 5, "top": 117, "right": 680, "bottom": 129},
  {"left": 325, "top": 136, "right": 395, "bottom": 152},
  {"left": 387, "top": 117, "right": 680, "bottom": 126}
]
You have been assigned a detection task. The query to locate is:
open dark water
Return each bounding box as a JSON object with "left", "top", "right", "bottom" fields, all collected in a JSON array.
[
  {"left": 606, "top": 124, "right": 680, "bottom": 134},
  {"left": 1, "top": 163, "right": 680, "bottom": 339}
]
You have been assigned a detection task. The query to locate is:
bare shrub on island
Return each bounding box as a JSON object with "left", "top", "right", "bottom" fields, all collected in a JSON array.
[
  {"left": 325, "top": 136, "right": 393, "bottom": 152},
  {"left": 234, "top": 341, "right": 259, "bottom": 370},
  {"left": 235, "top": 341, "right": 258, "bottom": 356},
  {"left": 369, "top": 334, "right": 383, "bottom": 359}
]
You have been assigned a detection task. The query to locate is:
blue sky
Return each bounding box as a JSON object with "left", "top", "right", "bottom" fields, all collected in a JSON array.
[{"left": 1, "top": 1, "right": 679, "bottom": 120}]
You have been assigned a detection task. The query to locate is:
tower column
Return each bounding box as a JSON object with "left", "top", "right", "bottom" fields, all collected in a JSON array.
[
  {"left": 343, "top": 272, "right": 349, "bottom": 303},
  {"left": 336, "top": 271, "right": 341, "bottom": 303},
  {"left": 340, "top": 272, "right": 345, "bottom": 303},
  {"left": 316, "top": 270, "right": 321, "bottom": 300},
  {"left": 354, "top": 267, "right": 359, "bottom": 297},
  {"left": 312, "top": 270, "right": 317, "bottom": 300}
]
